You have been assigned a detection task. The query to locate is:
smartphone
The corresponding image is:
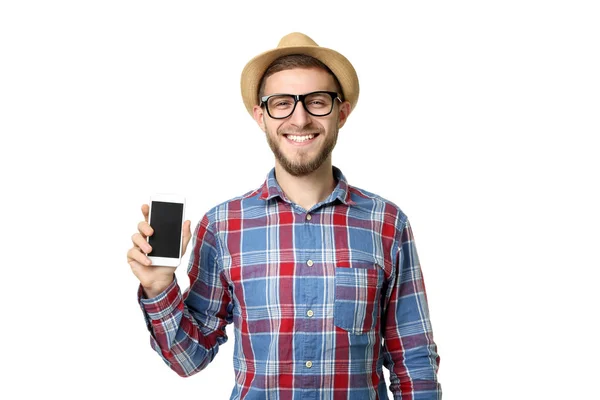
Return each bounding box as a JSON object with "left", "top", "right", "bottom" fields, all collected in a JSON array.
[{"left": 146, "top": 193, "right": 186, "bottom": 267}]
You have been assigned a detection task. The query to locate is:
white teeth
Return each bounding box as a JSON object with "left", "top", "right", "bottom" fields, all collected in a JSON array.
[{"left": 287, "top": 134, "right": 315, "bottom": 142}]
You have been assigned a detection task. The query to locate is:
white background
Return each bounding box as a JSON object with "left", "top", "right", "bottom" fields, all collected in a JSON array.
[{"left": 1, "top": 1, "right": 598, "bottom": 399}]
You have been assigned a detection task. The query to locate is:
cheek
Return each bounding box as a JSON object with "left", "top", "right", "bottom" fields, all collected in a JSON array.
[
  {"left": 323, "top": 120, "right": 338, "bottom": 134},
  {"left": 265, "top": 121, "right": 283, "bottom": 137}
]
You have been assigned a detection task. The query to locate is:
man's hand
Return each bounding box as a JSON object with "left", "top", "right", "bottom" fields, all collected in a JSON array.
[{"left": 127, "top": 204, "right": 192, "bottom": 298}]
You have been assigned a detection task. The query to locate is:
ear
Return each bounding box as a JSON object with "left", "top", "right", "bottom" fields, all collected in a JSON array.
[
  {"left": 253, "top": 105, "right": 267, "bottom": 132},
  {"left": 337, "top": 101, "right": 351, "bottom": 129}
]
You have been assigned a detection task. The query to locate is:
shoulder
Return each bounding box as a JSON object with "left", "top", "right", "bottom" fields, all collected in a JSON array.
[
  {"left": 202, "top": 184, "right": 265, "bottom": 227},
  {"left": 347, "top": 184, "right": 409, "bottom": 229}
]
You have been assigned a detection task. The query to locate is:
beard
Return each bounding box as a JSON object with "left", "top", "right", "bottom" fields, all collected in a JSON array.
[{"left": 265, "top": 122, "right": 338, "bottom": 177}]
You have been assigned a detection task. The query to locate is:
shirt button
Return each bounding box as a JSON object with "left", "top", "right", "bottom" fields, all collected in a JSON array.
[
  {"left": 306, "top": 310, "right": 314, "bottom": 317},
  {"left": 306, "top": 214, "right": 312, "bottom": 221},
  {"left": 305, "top": 361, "right": 313, "bottom": 368},
  {"left": 306, "top": 259, "right": 314, "bottom": 267}
]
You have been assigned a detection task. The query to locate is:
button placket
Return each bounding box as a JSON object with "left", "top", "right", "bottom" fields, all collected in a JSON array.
[{"left": 300, "top": 211, "right": 318, "bottom": 392}]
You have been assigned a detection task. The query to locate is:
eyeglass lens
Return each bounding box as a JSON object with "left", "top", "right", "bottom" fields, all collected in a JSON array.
[{"left": 266, "top": 92, "right": 335, "bottom": 118}]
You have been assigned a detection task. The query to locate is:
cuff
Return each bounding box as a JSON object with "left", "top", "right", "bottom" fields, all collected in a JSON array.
[{"left": 137, "top": 277, "right": 182, "bottom": 321}]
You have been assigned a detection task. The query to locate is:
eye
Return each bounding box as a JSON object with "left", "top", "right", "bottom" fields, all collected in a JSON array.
[
  {"left": 268, "top": 96, "right": 294, "bottom": 109},
  {"left": 306, "top": 96, "right": 330, "bottom": 108}
]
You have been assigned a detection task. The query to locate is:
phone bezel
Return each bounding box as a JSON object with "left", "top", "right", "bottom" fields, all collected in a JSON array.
[{"left": 146, "top": 193, "right": 186, "bottom": 268}]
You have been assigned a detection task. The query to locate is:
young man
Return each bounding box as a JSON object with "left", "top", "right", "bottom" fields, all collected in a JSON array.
[{"left": 128, "top": 32, "right": 442, "bottom": 399}]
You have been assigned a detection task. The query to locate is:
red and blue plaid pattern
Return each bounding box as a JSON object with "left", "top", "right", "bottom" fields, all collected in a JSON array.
[{"left": 139, "top": 166, "right": 441, "bottom": 399}]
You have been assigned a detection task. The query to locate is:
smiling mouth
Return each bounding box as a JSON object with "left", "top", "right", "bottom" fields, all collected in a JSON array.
[{"left": 283, "top": 133, "right": 319, "bottom": 143}]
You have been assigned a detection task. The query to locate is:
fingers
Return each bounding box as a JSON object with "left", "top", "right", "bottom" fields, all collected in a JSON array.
[
  {"left": 128, "top": 260, "right": 147, "bottom": 274},
  {"left": 131, "top": 232, "right": 152, "bottom": 254},
  {"left": 137, "top": 220, "right": 154, "bottom": 237},
  {"left": 127, "top": 246, "right": 152, "bottom": 266},
  {"left": 141, "top": 204, "right": 149, "bottom": 223},
  {"left": 129, "top": 205, "right": 154, "bottom": 277}
]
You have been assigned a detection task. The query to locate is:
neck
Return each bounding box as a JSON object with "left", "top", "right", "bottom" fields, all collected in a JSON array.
[{"left": 274, "top": 160, "right": 337, "bottom": 211}]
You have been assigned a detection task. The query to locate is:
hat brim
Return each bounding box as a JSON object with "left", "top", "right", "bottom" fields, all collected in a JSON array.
[{"left": 241, "top": 45, "right": 359, "bottom": 117}]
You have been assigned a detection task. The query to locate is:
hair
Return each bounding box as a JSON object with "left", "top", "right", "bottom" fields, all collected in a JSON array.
[{"left": 257, "top": 54, "right": 344, "bottom": 103}]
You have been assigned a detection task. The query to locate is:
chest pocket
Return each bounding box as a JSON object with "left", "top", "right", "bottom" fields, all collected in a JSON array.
[{"left": 334, "top": 260, "right": 385, "bottom": 334}]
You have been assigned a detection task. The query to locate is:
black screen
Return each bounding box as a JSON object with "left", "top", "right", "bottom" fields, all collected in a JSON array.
[{"left": 148, "top": 201, "right": 184, "bottom": 258}]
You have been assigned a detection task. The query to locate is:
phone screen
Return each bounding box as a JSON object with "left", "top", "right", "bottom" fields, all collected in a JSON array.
[{"left": 148, "top": 201, "right": 184, "bottom": 258}]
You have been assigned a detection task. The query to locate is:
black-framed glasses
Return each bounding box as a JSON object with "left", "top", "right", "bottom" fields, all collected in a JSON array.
[{"left": 260, "top": 91, "right": 342, "bottom": 119}]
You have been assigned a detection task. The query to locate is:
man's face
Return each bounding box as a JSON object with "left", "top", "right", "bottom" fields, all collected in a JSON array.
[{"left": 253, "top": 68, "right": 350, "bottom": 177}]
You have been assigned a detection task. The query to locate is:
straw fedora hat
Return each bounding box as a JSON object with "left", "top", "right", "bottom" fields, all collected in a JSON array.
[{"left": 240, "top": 32, "right": 359, "bottom": 117}]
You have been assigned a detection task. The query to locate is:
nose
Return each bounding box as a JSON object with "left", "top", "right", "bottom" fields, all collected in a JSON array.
[{"left": 288, "top": 100, "right": 311, "bottom": 127}]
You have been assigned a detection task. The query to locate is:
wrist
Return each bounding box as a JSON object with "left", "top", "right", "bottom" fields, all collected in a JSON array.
[{"left": 142, "top": 276, "right": 174, "bottom": 299}]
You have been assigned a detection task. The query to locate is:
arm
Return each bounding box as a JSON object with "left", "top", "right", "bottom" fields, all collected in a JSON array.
[
  {"left": 382, "top": 217, "right": 442, "bottom": 399},
  {"left": 138, "top": 214, "right": 233, "bottom": 377}
]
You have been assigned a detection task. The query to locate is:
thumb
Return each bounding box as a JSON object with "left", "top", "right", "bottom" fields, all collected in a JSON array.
[{"left": 182, "top": 220, "right": 192, "bottom": 254}]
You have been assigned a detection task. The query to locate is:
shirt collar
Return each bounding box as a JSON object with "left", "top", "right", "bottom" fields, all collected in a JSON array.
[{"left": 258, "top": 165, "right": 355, "bottom": 206}]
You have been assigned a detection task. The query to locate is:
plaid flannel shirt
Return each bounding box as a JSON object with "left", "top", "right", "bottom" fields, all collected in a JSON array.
[{"left": 139, "top": 166, "right": 441, "bottom": 399}]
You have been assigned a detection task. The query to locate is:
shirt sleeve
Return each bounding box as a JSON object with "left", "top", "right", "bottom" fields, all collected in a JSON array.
[
  {"left": 382, "top": 217, "right": 442, "bottom": 399},
  {"left": 137, "top": 214, "right": 233, "bottom": 377}
]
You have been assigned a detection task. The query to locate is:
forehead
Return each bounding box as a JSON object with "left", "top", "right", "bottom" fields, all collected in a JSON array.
[{"left": 263, "top": 68, "right": 337, "bottom": 95}]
